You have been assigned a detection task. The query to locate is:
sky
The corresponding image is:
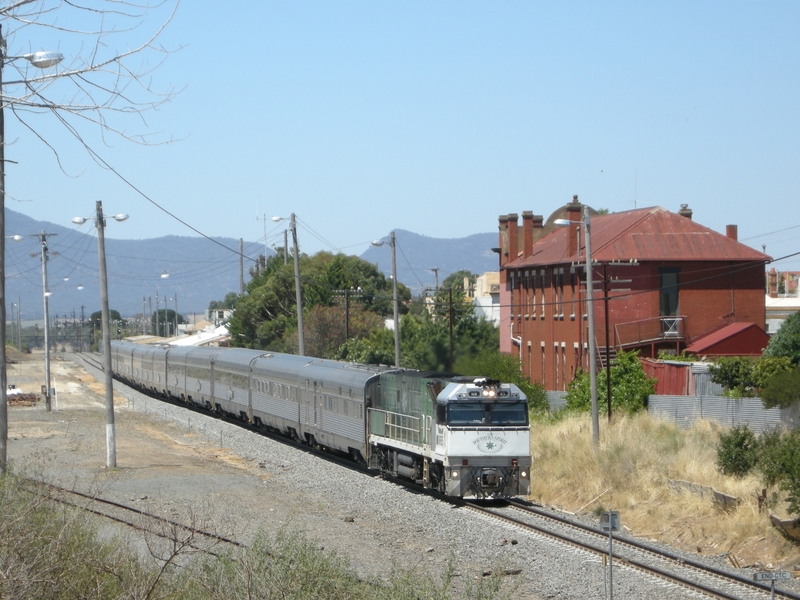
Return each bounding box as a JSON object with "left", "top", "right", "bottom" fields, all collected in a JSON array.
[{"left": 4, "top": 1, "right": 800, "bottom": 272}]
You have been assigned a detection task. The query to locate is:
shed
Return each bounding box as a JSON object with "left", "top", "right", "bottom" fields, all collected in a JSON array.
[{"left": 684, "top": 322, "right": 769, "bottom": 357}]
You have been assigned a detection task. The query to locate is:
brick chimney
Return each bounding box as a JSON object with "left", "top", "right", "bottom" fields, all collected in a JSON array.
[
  {"left": 768, "top": 268, "right": 778, "bottom": 298},
  {"left": 507, "top": 213, "right": 519, "bottom": 262},
  {"left": 726, "top": 224, "right": 738, "bottom": 241},
  {"left": 566, "top": 195, "right": 582, "bottom": 257},
  {"left": 498, "top": 215, "right": 509, "bottom": 267},
  {"left": 522, "top": 211, "right": 533, "bottom": 258},
  {"left": 532, "top": 214, "right": 544, "bottom": 243},
  {"left": 678, "top": 204, "right": 693, "bottom": 220}
]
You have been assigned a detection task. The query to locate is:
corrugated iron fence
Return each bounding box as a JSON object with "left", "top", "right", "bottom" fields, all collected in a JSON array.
[{"left": 648, "top": 395, "right": 800, "bottom": 434}]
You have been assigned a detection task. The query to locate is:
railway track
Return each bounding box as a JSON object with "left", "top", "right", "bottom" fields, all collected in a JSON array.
[
  {"left": 459, "top": 499, "right": 800, "bottom": 600},
  {"left": 77, "top": 351, "right": 799, "bottom": 598},
  {"left": 20, "top": 478, "right": 245, "bottom": 556}
]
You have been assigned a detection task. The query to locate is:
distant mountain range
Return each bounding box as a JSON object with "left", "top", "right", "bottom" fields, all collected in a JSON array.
[{"left": 4, "top": 209, "right": 500, "bottom": 319}]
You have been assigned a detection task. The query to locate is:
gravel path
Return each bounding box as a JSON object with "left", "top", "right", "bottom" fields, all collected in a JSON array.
[{"left": 7, "top": 353, "right": 796, "bottom": 599}]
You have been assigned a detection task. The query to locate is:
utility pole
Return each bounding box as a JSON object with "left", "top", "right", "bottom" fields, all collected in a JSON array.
[
  {"left": 174, "top": 292, "right": 178, "bottom": 337},
  {"left": 430, "top": 267, "right": 440, "bottom": 290},
  {"left": 17, "top": 296, "right": 21, "bottom": 352},
  {"left": 291, "top": 213, "right": 305, "bottom": 356},
  {"left": 80, "top": 305, "right": 85, "bottom": 352},
  {"left": 448, "top": 288, "right": 454, "bottom": 372},
  {"left": 256, "top": 214, "right": 269, "bottom": 273},
  {"left": 155, "top": 290, "right": 159, "bottom": 337},
  {"left": 31, "top": 231, "right": 57, "bottom": 411},
  {"left": 239, "top": 238, "right": 244, "bottom": 294}
]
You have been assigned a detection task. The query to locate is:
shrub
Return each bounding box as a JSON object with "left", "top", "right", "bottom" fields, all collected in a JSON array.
[
  {"left": 757, "top": 428, "right": 790, "bottom": 488},
  {"left": 716, "top": 425, "right": 758, "bottom": 478},
  {"left": 760, "top": 369, "right": 800, "bottom": 409},
  {"left": 709, "top": 357, "right": 756, "bottom": 397},
  {"left": 751, "top": 356, "right": 794, "bottom": 389},
  {"left": 780, "top": 431, "right": 800, "bottom": 517},
  {"left": 565, "top": 350, "right": 655, "bottom": 415}
]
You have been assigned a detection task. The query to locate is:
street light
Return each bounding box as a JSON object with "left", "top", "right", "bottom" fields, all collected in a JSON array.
[
  {"left": 272, "top": 214, "right": 305, "bottom": 356},
  {"left": 371, "top": 231, "right": 400, "bottom": 368},
  {"left": 30, "top": 231, "right": 58, "bottom": 411},
  {"left": 0, "top": 26, "right": 64, "bottom": 473},
  {"left": 555, "top": 205, "right": 599, "bottom": 448},
  {"left": 72, "top": 203, "right": 128, "bottom": 468}
]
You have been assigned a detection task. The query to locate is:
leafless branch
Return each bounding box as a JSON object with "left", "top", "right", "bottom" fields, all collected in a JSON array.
[{"left": 2, "top": 0, "right": 182, "bottom": 162}]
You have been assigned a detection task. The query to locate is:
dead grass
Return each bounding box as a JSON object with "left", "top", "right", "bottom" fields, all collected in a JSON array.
[{"left": 529, "top": 412, "right": 800, "bottom": 570}]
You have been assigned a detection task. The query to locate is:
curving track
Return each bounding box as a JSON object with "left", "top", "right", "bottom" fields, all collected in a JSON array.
[{"left": 79, "top": 351, "right": 800, "bottom": 599}]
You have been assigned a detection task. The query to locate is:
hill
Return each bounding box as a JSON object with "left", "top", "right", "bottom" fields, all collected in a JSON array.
[{"left": 4, "top": 210, "right": 500, "bottom": 318}]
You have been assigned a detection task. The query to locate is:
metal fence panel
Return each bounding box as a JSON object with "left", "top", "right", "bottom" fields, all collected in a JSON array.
[
  {"left": 648, "top": 395, "right": 800, "bottom": 433},
  {"left": 546, "top": 391, "right": 567, "bottom": 412}
]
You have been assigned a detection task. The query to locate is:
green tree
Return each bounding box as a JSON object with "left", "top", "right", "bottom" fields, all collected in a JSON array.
[
  {"left": 751, "top": 356, "right": 794, "bottom": 389},
  {"left": 716, "top": 425, "right": 758, "bottom": 478},
  {"left": 765, "top": 310, "right": 800, "bottom": 365},
  {"left": 565, "top": 350, "right": 656, "bottom": 414},
  {"left": 208, "top": 292, "right": 239, "bottom": 310},
  {"left": 228, "top": 252, "right": 403, "bottom": 352},
  {"left": 89, "top": 310, "right": 122, "bottom": 331},
  {"left": 150, "top": 309, "right": 185, "bottom": 337},
  {"left": 708, "top": 356, "right": 756, "bottom": 397},
  {"left": 761, "top": 369, "right": 800, "bottom": 409}
]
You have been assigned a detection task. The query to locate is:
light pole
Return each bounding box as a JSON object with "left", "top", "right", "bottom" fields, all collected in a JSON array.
[
  {"left": 72, "top": 203, "right": 128, "bottom": 468},
  {"left": 31, "top": 231, "right": 58, "bottom": 411},
  {"left": 371, "top": 231, "right": 400, "bottom": 368},
  {"left": 0, "top": 30, "right": 63, "bottom": 473},
  {"left": 555, "top": 206, "right": 599, "bottom": 448},
  {"left": 272, "top": 214, "right": 304, "bottom": 356}
]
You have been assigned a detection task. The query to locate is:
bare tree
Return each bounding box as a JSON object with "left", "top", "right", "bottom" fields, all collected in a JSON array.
[{"left": 0, "top": 0, "right": 180, "bottom": 473}]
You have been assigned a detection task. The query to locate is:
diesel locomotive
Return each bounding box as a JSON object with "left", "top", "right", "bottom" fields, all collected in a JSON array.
[{"left": 110, "top": 340, "right": 531, "bottom": 499}]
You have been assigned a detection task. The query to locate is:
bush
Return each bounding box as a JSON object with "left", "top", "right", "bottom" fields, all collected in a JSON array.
[
  {"left": 716, "top": 425, "right": 758, "bottom": 478},
  {"left": 751, "top": 356, "right": 794, "bottom": 389},
  {"left": 757, "top": 428, "right": 790, "bottom": 488},
  {"left": 564, "top": 350, "right": 656, "bottom": 415},
  {"left": 761, "top": 369, "right": 800, "bottom": 409},
  {"left": 709, "top": 357, "right": 756, "bottom": 397}
]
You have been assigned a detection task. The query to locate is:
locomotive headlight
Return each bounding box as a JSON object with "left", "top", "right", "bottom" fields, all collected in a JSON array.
[
  {"left": 520, "top": 471, "right": 528, "bottom": 479},
  {"left": 451, "top": 470, "right": 459, "bottom": 479}
]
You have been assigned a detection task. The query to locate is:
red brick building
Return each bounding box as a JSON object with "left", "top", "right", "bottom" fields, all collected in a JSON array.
[{"left": 498, "top": 197, "right": 770, "bottom": 390}]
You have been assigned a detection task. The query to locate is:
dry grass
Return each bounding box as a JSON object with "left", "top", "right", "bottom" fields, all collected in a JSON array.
[{"left": 529, "top": 412, "right": 800, "bottom": 570}]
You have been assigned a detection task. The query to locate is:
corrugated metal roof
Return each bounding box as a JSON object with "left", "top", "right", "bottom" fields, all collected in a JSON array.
[
  {"left": 684, "top": 322, "right": 759, "bottom": 353},
  {"left": 507, "top": 206, "right": 771, "bottom": 268}
]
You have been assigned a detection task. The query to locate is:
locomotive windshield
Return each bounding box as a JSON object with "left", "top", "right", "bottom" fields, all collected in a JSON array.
[{"left": 445, "top": 401, "right": 528, "bottom": 426}]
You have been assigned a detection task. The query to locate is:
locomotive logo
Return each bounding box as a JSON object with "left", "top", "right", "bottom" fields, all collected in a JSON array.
[{"left": 473, "top": 433, "right": 507, "bottom": 454}]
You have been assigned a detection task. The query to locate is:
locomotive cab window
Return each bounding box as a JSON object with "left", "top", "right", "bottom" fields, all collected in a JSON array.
[{"left": 446, "top": 401, "right": 528, "bottom": 426}]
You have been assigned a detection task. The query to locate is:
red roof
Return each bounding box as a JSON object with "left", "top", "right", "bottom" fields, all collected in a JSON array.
[
  {"left": 507, "top": 206, "right": 771, "bottom": 268},
  {"left": 685, "top": 322, "right": 770, "bottom": 356}
]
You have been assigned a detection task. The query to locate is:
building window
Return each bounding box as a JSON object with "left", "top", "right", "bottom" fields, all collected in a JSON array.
[
  {"left": 659, "top": 267, "right": 680, "bottom": 316},
  {"left": 510, "top": 272, "right": 516, "bottom": 319},
  {"left": 540, "top": 269, "right": 546, "bottom": 319}
]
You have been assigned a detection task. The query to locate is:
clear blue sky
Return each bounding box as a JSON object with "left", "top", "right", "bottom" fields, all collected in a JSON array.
[{"left": 6, "top": 2, "right": 800, "bottom": 270}]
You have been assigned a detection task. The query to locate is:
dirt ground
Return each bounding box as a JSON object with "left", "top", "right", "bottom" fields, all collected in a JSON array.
[{"left": 6, "top": 350, "right": 281, "bottom": 546}]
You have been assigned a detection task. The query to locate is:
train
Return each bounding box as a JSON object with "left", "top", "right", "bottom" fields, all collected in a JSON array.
[{"left": 110, "top": 340, "right": 532, "bottom": 499}]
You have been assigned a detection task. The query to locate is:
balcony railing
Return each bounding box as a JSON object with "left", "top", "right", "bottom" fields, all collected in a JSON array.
[{"left": 614, "top": 316, "right": 686, "bottom": 349}]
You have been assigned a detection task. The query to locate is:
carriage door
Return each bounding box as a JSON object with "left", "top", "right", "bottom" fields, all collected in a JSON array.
[
  {"left": 313, "top": 380, "right": 321, "bottom": 428},
  {"left": 303, "top": 379, "right": 312, "bottom": 426}
]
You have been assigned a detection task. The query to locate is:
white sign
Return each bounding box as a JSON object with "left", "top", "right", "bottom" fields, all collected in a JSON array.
[{"left": 754, "top": 571, "right": 793, "bottom": 581}]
